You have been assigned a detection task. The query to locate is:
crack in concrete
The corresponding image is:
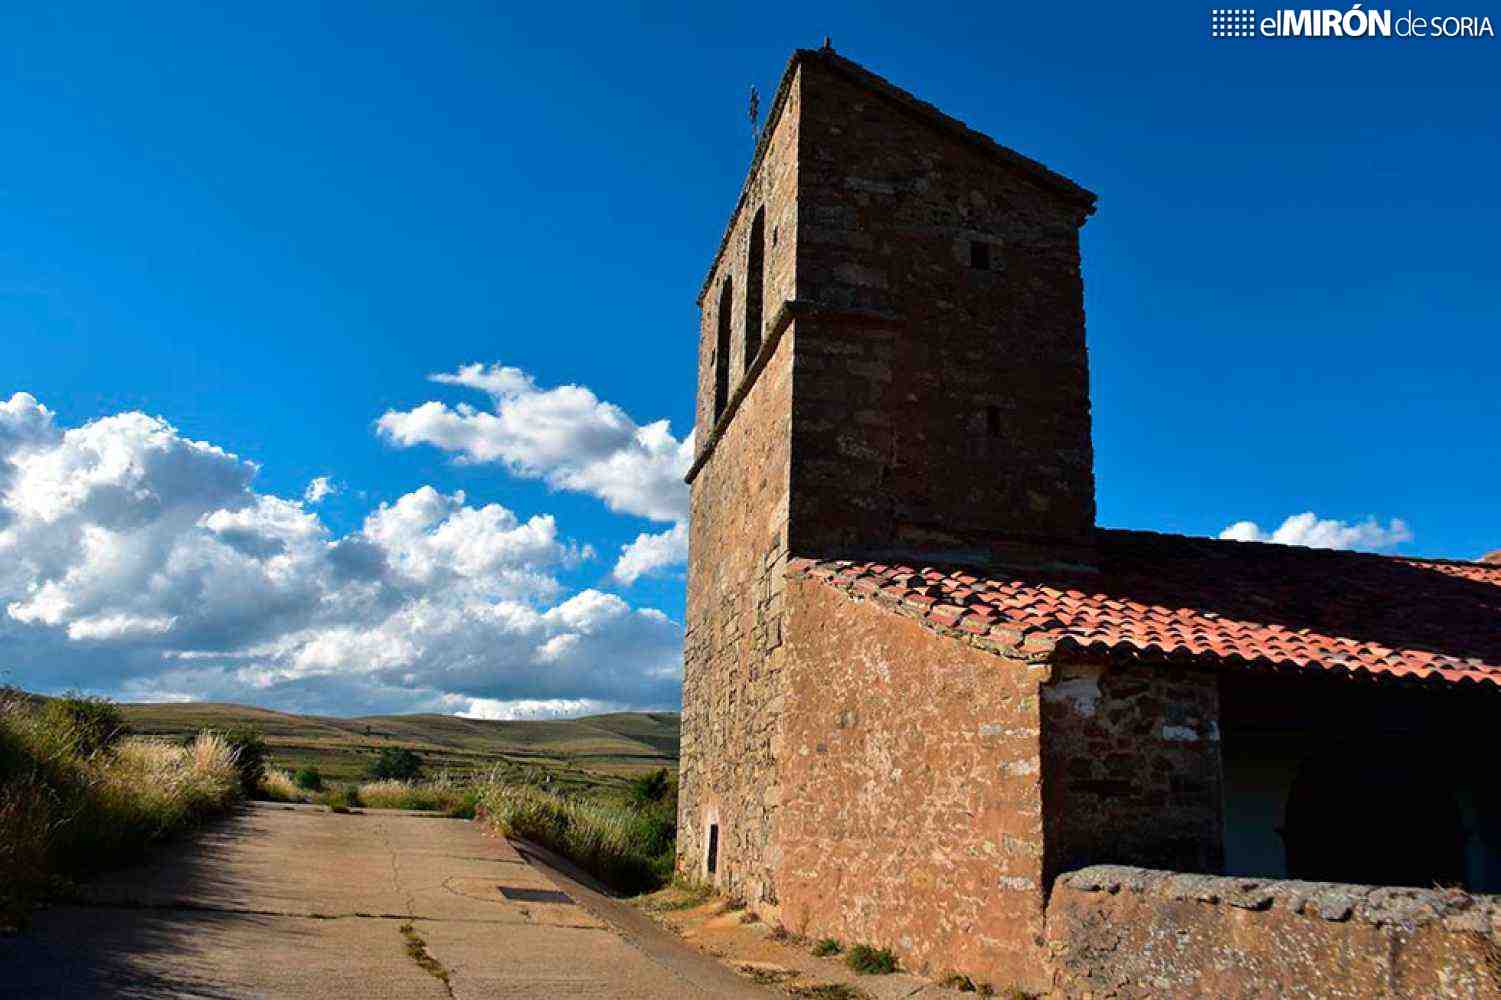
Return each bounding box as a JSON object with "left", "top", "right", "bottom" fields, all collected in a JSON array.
[
  {"left": 399, "top": 921, "right": 456, "bottom": 999},
  {"left": 378, "top": 817, "right": 415, "bottom": 917},
  {"left": 378, "top": 816, "right": 460, "bottom": 997}
]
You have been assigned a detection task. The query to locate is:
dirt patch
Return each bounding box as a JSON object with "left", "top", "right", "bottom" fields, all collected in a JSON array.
[{"left": 636, "top": 885, "right": 979, "bottom": 998}]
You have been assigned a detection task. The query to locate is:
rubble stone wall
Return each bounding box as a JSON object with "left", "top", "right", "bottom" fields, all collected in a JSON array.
[
  {"left": 776, "top": 576, "right": 1056, "bottom": 992},
  {"left": 1046, "top": 865, "right": 1501, "bottom": 999},
  {"left": 1041, "top": 660, "right": 1225, "bottom": 883}
]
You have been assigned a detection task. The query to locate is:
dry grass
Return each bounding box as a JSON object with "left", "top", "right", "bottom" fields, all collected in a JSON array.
[
  {"left": 0, "top": 690, "right": 243, "bottom": 924},
  {"left": 256, "top": 769, "right": 480, "bottom": 817},
  {"left": 356, "top": 774, "right": 479, "bottom": 816},
  {"left": 265, "top": 767, "right": 501, "bottom": 821},
  {"left": 260, "top": 767, "right": 302, "bottom": 802},
  {"left": 478, "top": 782, "right": 675, "bottom": 894},
  {"left": 788, "top": 986, "right": 868, "bottom": 1000}
]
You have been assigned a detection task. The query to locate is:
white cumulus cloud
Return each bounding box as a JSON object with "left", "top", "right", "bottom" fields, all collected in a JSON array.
[
  {"left": 376, "top": 364, "right": 692, "bottom": 523},
  {"left": 455, "top": 696, "right": 628, "bottom": 721},
  {"left": 303, "top": 476, "right": 337, "bottom": 504},
  {"left": 1218, "top": 511, "right": 1414, "bottom": 551},
  {"left": 612, "top": 522, "right": 690, "bottom": 585},
  {"left": 0, "top": 393, "right": 682, "bottom": 716},
  {"left": 377, "top": 364, "right": 695, "bottom": 585}
]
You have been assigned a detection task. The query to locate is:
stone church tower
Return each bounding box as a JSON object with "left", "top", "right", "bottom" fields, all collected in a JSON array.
[{"left": 679, "top": 46, "right": 1097, "bottom": 909}]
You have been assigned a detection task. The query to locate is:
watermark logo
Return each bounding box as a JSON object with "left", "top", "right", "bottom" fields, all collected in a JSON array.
[
  {"left": 1211, "top": 8, "right": 1259, "bottom": 36},
  {"left": 1210, "top": 6, "right": 1494, "bottom": 38}
]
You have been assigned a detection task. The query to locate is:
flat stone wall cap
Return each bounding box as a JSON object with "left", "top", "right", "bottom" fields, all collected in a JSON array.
[{"left": 1055, "top": 865, "right": 1501, "bottom": 936}]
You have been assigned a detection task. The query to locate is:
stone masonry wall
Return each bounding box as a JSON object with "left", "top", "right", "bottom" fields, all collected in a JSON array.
[
  {"left": 777, "top": 575, "right": 1056, "bottom": 992},
  {"left": 1046, "top": 865, "right": 1501, "bottom": 998},
  {"left": 678, "top": 68, "right": 801, "bottom": 902},
  {"left": 789, "top": 55, "right": 1097, "bottom": 560},
  {"left": 1041, "top": 661, "right": 1224, "bottom": 883}
]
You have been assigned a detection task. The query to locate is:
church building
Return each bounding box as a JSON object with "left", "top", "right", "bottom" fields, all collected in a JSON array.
[{"left": 678, "top": 46, "right": 1501, "bottom": 993}]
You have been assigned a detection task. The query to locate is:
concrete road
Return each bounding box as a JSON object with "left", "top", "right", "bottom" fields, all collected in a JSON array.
[{"left": 0, "top": 802, "right": 765, "bottom": 999}]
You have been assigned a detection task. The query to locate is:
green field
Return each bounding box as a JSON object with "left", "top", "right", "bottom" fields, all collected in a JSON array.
[{"left": 118, "top": 702, "right": 680, "bottom": 784}]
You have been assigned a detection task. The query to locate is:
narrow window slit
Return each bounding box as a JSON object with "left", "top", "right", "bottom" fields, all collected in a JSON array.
[
  {"left": 745, "top": 208, "right": 766, "bottom": 372},
  {"left": 713, "top": 279, "right": 732, "bottom": 421}
]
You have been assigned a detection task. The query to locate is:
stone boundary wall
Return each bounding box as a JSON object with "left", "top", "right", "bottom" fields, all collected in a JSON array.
[{"left": 1045, "top": 865, "right": 1501, "bottom": 998}]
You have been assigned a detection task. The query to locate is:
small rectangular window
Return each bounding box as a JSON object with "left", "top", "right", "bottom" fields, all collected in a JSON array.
[
  {"left": 706, "top": 823, "right": 720, "bottom": 874},
  {"left": 970, "top": 241, "right": 990, "bottom": 270},
  {"left": 986, "top": 406, "right": 1001, "bottom": 437}
]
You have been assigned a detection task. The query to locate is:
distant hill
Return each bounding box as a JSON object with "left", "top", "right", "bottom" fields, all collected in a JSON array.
[{"left": 117, "top": 701, "right": 679, "bottom": 783}]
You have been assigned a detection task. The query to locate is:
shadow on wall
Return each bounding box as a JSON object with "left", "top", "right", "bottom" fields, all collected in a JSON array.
[{"left": 1220, "top": 673, "right": 1501, "bottom": 893}]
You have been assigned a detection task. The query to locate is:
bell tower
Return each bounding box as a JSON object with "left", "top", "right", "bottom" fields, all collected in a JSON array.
[
  {"left": 687, "top": 48, "right": 1098, "bottom": 571},
  {"left": 678, "top": 46, "right": 1098, "bottom": 900}
]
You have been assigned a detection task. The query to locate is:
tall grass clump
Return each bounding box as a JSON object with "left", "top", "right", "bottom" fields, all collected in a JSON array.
[
  {"left": 255, "top": 766, "right": 479, "bottom": 817},
  {"left": 0, "top": 688, "right": 243, "bottom": 924},
  {"left": 356, "top": 772, "right": 479, "bottom": 816},
  {"left": 259, "top": 768, "right": 302, "bottom": 802},
  {"left": 478, "top": 782, "right": 675, "bottom": 894}
]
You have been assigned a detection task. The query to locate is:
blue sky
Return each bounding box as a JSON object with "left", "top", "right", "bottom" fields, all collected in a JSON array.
[{"left": 2, "top": 3, "right": 1497, "bottom": 715}]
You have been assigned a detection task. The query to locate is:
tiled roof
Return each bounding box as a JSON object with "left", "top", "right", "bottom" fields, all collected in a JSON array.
[{"left": 788, "top": 530, "right": 1501, "bottom": 688}]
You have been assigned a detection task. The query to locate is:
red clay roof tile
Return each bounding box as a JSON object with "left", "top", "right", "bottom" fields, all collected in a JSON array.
[{"left": 788, "top": 529, "right": 1501, "bottom": 688}]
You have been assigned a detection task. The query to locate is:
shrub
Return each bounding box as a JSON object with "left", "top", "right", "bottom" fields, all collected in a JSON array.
[
  {"left": 628, "top": 768, "right": 671, "bottom": 805},
  {"left": 40, "top": 693, "right": 128, "bottom": 757},
  {"left": 845, "top": 944, "right": 897, "bottom": 975},
  {"left": 479, "top": 782, "right": 674, "bottom": 894},
  {"left": 215, "top": 726, "right": 268, "bottom": 796},
  {"left": 293, "top": 766, "right": 323, "bottom": 791},
  {"left": 442, "top": 786, "right": 481, "bottom": 819},
  {"left": 324, "top": 783, "right": 362, "bottom": 811},
  {"left": 811, "top": 938, "right": 842, "bottom": 957},
  {"left": 368, "top": 747, "right": 423, "bottom": 781}
]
